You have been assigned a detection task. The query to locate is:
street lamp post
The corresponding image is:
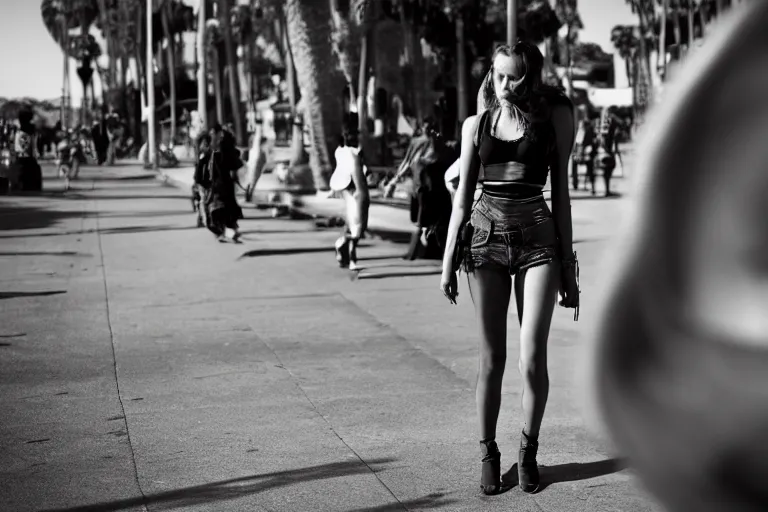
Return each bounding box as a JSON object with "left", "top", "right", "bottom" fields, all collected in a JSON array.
[
  {"left": 507, "top": 0, "right": 517, "bottom": 46},
  {"left": 146, "top": 0, "right": 157, "bottom": 169}
]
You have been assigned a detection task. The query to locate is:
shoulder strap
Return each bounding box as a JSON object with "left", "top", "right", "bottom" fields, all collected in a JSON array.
[{"left": 473, "top": 110, "right": 491, "bottom": 148}]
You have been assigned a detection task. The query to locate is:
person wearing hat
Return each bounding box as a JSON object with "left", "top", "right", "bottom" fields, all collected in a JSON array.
[
  {"left": 12, "top": 109, "right": 42, "bottom": 191},
  {"left": 197, "top": 124, "right": 244, "bottom": 242},
  {"left": 330, "top": 123, "right": 370, "bottom": 270}
]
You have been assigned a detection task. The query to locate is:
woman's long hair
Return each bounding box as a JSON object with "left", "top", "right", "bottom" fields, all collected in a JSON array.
[{"left": 480, "top": 41, "right": 566, "bottom": 127}]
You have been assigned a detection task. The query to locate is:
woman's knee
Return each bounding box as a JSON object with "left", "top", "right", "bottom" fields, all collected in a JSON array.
[
  {"left": 479, "top": 350, "right": 507, "bottom": 376},
  {"left": 518, "top": 349, "right": 548, "bottom": 379}
]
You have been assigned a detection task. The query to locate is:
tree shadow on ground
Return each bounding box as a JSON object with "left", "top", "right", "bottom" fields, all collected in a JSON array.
[
  {"left": 366, "top": 229, "right": 416, "bottom": 245},
  {"left": 355, "top": 268, "right": 443, "bottom": 280},
  {"left": 0, "top": 290, "right": 67, "bottom": 300},
  {"left": 96, "top": 210, "right": 195, "bottom": 219},
  {"left": 60, "top": 193, "right": 187, "bottom": 201},
  {"left": 343, "top": 492, "right": 456, "bottom": 511},
  {"left": 97, "top": 225, "right": 202, "bottom": 235},
  {"left": 38, "top": 458, "right": 397, "bottom": 512},
  {"left": 0, "top": 251, "right": 91, "bottom": 257},
  {"left": 356, "top": 254, "right": 409, "bottom": 261},
  {"left": 502, "top": 458, "right": 626, "bottom": 492},
  {"left": 238, "top": 243, "right": 372, "bottom": 260},
  {"left": 0, "top": 203, "right": 86, "bottom": 232},
  {"left": 568, "top": 192, "right": 624, "bottom": 201}
]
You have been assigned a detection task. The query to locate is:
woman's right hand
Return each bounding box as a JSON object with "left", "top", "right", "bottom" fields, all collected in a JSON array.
[{"left": 440, "top": 270, "right": 458, "bottom": 305}]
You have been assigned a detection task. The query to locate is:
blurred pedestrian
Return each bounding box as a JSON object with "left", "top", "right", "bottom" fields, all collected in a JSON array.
[
  {"left": 11, "top": 109, "right": 42, "bottom": 191},
  {"left": 196, "top": 124, "right": 244, "bottom": 243},
  {"left": 330, "top": 122, "right": 370, "bottom": 271},
  {"left": 244, "top": 130, "right": 268, "bottom": 203}
]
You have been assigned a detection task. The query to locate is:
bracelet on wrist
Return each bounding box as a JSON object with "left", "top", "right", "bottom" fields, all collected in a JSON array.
[{"left": 561, "top": 251, "right": 578, "bottom": 268}]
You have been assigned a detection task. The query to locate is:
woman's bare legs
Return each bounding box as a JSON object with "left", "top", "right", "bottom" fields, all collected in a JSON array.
[
  {"left": 348, "top": 236, "right": 360, "bottom": 270},
  {"left": 467, "top": 267, "right": 512, "bottom": 493},
  {"left": 513, "top": 262, "right": 559, "bottom": 492},
  {"left": 513, "top": 262, "right": 558, "bottom": 438},
  {"left": 467, "top": 268, "right": 512, "bottom": 441}
]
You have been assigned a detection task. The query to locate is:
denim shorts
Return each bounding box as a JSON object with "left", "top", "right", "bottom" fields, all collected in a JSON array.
[{"left": 462, "top": 190, "right": 558, "bottom": 275}]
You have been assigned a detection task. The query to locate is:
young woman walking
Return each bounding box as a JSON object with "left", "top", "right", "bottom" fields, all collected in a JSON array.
[{"left": 331, "top": 123, "right": 370, "bottom": 271}]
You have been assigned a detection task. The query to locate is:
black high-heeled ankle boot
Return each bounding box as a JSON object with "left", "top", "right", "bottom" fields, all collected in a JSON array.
[
  {"left": 480, "top": 439, "right": 501, "bottom": 495},
  {"left": 518, "top": 430, "right": 540, "bottom": 493}
]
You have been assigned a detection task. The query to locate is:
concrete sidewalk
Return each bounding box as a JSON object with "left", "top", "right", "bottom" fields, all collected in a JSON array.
[{"left": 0, "top": 162, "right": 657, "bottom": 511}]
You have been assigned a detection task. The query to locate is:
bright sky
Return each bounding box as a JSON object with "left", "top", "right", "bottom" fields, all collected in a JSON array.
[{"left": 0, "top": 0, "right": 636, "bottom": 104}]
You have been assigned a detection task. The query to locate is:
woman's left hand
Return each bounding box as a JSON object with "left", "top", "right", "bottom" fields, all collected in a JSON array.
[{"left": 558, "top": 265, "right": 580, "bottom": 309}]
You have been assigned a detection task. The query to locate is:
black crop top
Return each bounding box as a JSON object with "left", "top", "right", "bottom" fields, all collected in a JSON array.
[{"left": 475, "top": 106, "right": 558, "bottom": 187}]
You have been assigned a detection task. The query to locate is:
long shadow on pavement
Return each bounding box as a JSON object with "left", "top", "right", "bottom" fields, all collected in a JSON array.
[
  {"left": 344, "top": 492, "right": 456, "bottom": 511},
  {"left": 0, "top": 290, "right": 67, "bottom": 300},
  {"left": 501, "top": 458, "right": 626, "bottom": 492},
  {"left": 97, "top": 225, "right": 202, "bottom": 235},
  {"left": 238, "top": 244, "right": 372, "bottom": 259},
  {"left": 56, "top": 193, "right": 187, "bottom": 201},
  {"left": 355, "top": 268, "right": 442, "bottom": 280},
  {"left": 38, "top": 458, "right": 397, "bottom": 512},
  {"left": 0, "top": 251, "right": 91, "bottom": 257},
  {"left": 0, "top": 203, "right": 87, "bottom": 232},
  {"left": 568, "top": 192, "right": 624, "bottom": 201}
]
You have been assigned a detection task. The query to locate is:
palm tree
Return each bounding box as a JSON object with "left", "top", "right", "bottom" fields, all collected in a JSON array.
[
  {"left": 283, "top": 0, "right": 344, "bottom": 190},
  {"left": 354, "top": 0, "right": 375, "bottom": 136},
  {"left": 205, "top": 18, "right": 225, "bottom": 125},
  {"left": 625, "top": 0, "right": 655, "bottom": 119},
  {"left": 611, "top": 25, "right": 638, "bottom": 88},
  {"left": 159, "top": 0, "right": 177, "bottom": 143},
  {"left": 231, "top": 4, "right": 254, "bottom": 109},
  {"left": 41, "top": 0, "right": 101, "bottom": 124},
  {"left": 555, "top": 0, "right": 584, "bottom": 100},
  {"left": 197, "top": 0, "right": 208, "bottom": 131},
  {"left": 330, "top": 0, "right": 361, "bottom": 111},
  {"left": 219, "top": 0, "right": 245, "bottom": 146},
  {"left": 95, "top": 0, "right": 116, "bottom": 107},
  {"left": 276, "top": 7, "right": 309, "bottom": 168},
  {"left": 686, "top": 0, "right": 695, "bottom": 49}
]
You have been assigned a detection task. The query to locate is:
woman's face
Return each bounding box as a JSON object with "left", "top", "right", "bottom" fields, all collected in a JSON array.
[
  {"left": 209, "top": 129, "right": 223, "bottom": 150},
  {"left": 492, "top": 53, "right": 527, "bottom": 106}
]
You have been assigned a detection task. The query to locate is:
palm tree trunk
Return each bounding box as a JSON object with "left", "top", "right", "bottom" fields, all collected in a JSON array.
[
  {"left": 61, "top": 18, "right": 71, "bottom": 128},
  {"left": 659, "top": 0, "right": 668, "bottom": 79},
  {"left": 687, "top": 1, "right": 695, "bottom": 49},
  {"left": 161, "top": 3, "right": 177, "bottom": 144},
  {"left": 280, "top": 12, "right": 308, "bottom": 167},
  {"left": 357, "top": 32, "right": 369, "bottom": 135},
  {"left": 283, "top": 0, "right": 343, "bottom": 190},
  {"left": 329, "top": 0, "right": 357, "bottom": 105},
  {"left": 96, "top": 0, "right": 114, "bottom": 105},
  {"left": 673, "top": 6, "right": 682, "bottom": 59},
  {"left": 456, "top": 13, "right": 467, "bottom": 134},
  {"left": 212, "top": 50, "right": 224, "bottom": 124},
  {"left": 219, "top": 0, "right": 245, "bottom": 146},
  {"left": 410, "top": 23, "right": 424, "bottom": 126},
  {"left": 398, "top": 5, "right": 420, "bottom": 121},
  {"left": 565, "top": 25, "right": 574, "bottom": 100},
  {"left": 197, "top": 0, "right": 208, "bottom": 130}
]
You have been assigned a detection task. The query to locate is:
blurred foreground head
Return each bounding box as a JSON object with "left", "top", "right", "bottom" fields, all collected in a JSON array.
[{"left": 588, "top": 2, "right": 768, "bottom": 512}]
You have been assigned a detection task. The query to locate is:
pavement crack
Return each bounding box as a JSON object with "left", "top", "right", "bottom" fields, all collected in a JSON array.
[
  {"left": 96, "top": 204, "right": 150, "bottom": 512},
  {"left": 256, "top": 334, "right": 408, "bottom": 511},
  {"left": 337, "top": 293, "right": 471, "bottom": 389}
]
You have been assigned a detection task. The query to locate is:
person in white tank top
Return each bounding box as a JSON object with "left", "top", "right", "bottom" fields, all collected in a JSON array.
[{"left": 329, "top": 127, "right": 370, "bottom": 270}]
